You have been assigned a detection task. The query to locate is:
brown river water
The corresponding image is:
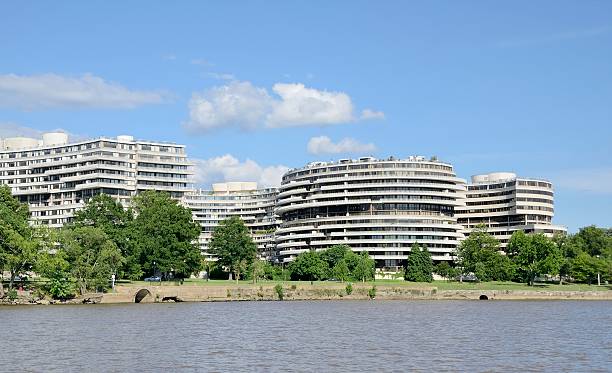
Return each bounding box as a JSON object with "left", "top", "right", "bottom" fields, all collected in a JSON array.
[{"left": 1, "top": 300, "right": 610, "bottom": 372}]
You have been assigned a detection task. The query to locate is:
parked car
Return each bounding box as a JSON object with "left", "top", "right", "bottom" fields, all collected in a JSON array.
[{"left": 144, "top": 276, "right": 161, "bottom": 282}]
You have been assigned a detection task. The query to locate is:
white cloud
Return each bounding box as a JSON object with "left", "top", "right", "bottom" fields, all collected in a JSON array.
[
  {"left": 307, "top": 136, "right": 377, "bottom": 155},
  {"left": 185, "top": 80, "right": 383, "bottom": 132},
  {"left": 360, "top": 108, "right": 385, "bottom": 120},
  {"left": 193, "top": 154, "right": 289, "bottom": 188},
  {"left": 186, "top": 81, "right": 273, "bottom": 131},
  {"left": 550, "top": 168, "right": 612, "bottom": 195},
  {"left": 0, "top": 73, "right": 168, "bottom": 110},
  {"left": 266, "top": 83, "right": 354, "bottom": 127}
]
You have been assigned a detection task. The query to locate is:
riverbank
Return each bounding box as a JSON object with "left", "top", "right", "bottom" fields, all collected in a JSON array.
[
  {"left": 3, "top": 281, "right": 611, "bottom": 305},
  {"left": 104, "top": 282, "right": 612, "bottom": 303}
]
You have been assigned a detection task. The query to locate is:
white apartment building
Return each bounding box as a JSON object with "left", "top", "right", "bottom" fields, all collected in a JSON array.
[
  {"left": 0, "top": 132, "right": 192, "bottom": 227},
  {"left": 183, "top": 182, "right": 279, "bottom": 260},
  {"left": 456, "top": 172, "right": 566, "bottom": 248},
  {"left": 275, "top": 156, "right": 467, "bottom": 269}
]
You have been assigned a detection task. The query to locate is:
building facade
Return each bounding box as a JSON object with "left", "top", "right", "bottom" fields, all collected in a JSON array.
[
  {"left": 183, "top": 182, "right": 279, "bottom": 260},
  {"left": 455, "top": 172, "right": 566, "bottom": 248},
  {"left": 0, "top": 132, "right": 192, "bottom": 227},
  {"left": 275, "top": 156, "right": 466, "bottom": 269}
]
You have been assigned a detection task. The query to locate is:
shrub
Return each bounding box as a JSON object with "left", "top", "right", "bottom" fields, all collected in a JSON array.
[
  {"left": 274, "top": 284, "right": 284, "bottom": 300},
  {"left": 8, "top": 289, "right": 18, "bottom": 301},
  {"left": 345, "top": 283, "right": 353, "bottom": 295},
  {"left": 368, "top": 286, "right": 376, "bottom": 299}
]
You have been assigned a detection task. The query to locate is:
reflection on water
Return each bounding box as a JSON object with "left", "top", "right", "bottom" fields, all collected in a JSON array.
[{"left": 1, "top": 300, "right": 611, "bottom": 372}]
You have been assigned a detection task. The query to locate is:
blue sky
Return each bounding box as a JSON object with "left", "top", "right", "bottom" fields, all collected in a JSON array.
[{"left": 0, "top": 1, "right": 610, "bottom": 232}]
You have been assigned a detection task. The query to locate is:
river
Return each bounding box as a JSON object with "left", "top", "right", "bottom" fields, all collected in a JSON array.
[{"left": 1, "top": 300, "right": 610, "bottom": 372}]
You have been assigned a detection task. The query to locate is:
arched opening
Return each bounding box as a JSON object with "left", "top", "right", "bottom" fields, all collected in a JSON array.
[
  {"left": 479, "top": 294, "right": 489, "bottom": 300},
  {"left": 135, "top": 289, "right": 152, "bottom": 303},
  {"left": 161, "top": 296, "right": 182, "bottom": 303}
]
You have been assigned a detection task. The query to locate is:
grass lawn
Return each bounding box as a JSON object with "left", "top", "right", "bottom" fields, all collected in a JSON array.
[{"left": 119, "top": 278, "right": 611, "bottom": 291}]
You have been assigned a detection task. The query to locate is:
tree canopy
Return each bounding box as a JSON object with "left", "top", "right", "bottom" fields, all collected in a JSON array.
[
  {"left": 508, "top": 231, "right": 562, "bottom": 285},
  {"left": 456, "top": 226, "right": 514, "bottom": 282},
  {"left": 209, "top": 216, "right": 257, "bottom": 282},
  {"left": 71, "top": 193, "right": 141, "bottom": 279},
  {"left": 130, "top": 191, "right": 202, "bottom": 279},
  {"left": 288, "top": 245, "right": 375, "bottom": 282},
  {"left": 0, "top": 185, "right": 39, "bottom": 290},
  {"left": 60, "top": 226, "right": 123, "bottom": 294},
  {"left": 404, "top": 243, "right": 433, "bottom": 282}
]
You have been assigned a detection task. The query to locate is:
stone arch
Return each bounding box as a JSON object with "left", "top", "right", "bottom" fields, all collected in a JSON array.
[
  {"left": 135, "top": 289, "right": 152, "bottom": 303},
  {"left": 479, "top": 294, "right": 489, "bottom": 300}
]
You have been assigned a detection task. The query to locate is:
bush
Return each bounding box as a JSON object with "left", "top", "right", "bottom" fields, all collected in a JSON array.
[
  {"left": 274, "top": 284, "right": 284, "bottom": 301},
  {"left": 47, "top": 272, "right": 75, "bottom": 300},
  {"left": 368, "top": 286, "right": 376, "bottom": 299},
  {"left": 7, "top": 289, "right": 18, "bottom": 301},
  {"left": 345, "top": 283, "right": 353, "bottom": 295}
]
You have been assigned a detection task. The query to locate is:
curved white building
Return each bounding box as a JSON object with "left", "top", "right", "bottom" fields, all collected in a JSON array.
[
  {"left": 183, "top": 182, "right": 279, "bottom": 260},
  {"left": 456, "top": 172, "right": 566, "bottom": 247},
  {"left": 275, "top": 156, "right": 466, "bottom": 269},
  {"left": 0, "top": 132, "right": 192, "bottom": 226}
]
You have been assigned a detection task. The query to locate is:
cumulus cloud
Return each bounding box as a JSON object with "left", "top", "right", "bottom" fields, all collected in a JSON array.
[
  {"left": 307, "top": 136, "right": 377, "bottom": 155},
  {"left": 193, "top": 154, "right": 289, "bottom": 188},
  {"left": 266, "top": 83, "right": 354, "bottom": 127},
  {"left": 0, "top": 73, "right": 168, "bottom": 110},
  {"left": 186, "top": 81, "right": 273, "bottom": 131},
  {"left": 185, "top": 80, "right": 383, "bottom": 132}
]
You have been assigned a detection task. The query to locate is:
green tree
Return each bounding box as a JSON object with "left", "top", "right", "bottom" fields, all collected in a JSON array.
[
  {"left": 60, "top": 226, "right": 124, "bottom": 294},
  {"left": 574, "top": 226, "right": 611, "bottom": 257},
  {"left": 131, "top": 191, "right": 202, "bottom": 280},
  {"left": 36, "top": 239, "right": 75, "bottom": 300},
  {"left": 72, "top": 194, "right": 141, "bottom": 279},
  {"left": 209, "top": 216, "right": 257, "bottom": 282},
  {"left": 251, "top": 259, "right": 266, "bottom": 283},
  {"left": 570, "top": 251, "right": 605, "bottom": 284},
  {"left": 435, "top": 261, "right": 459, "bottom": 281},
  {"left": 404, "top": 243, "right": 433, "bottom": 282},
  {"left": 332, "top": 260, "right": 350, "bottom": 282},
  {"left": 0, "top": 185, "right": 39, "bottom": 290},
  {"left": 288, "top": 251, "right": 328, "bottom": 281},
  {"left": 351, "top": 251, "right": 375, "bottom": 282},
  {"left": 456, "top": 226, "right": 514, "bottom": 281},
  {"left": 508, "top": 231, "right": 562, "bottom": 285},
  {"left": 320, "top": 245, "right": 352, "bottom": 269}
]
